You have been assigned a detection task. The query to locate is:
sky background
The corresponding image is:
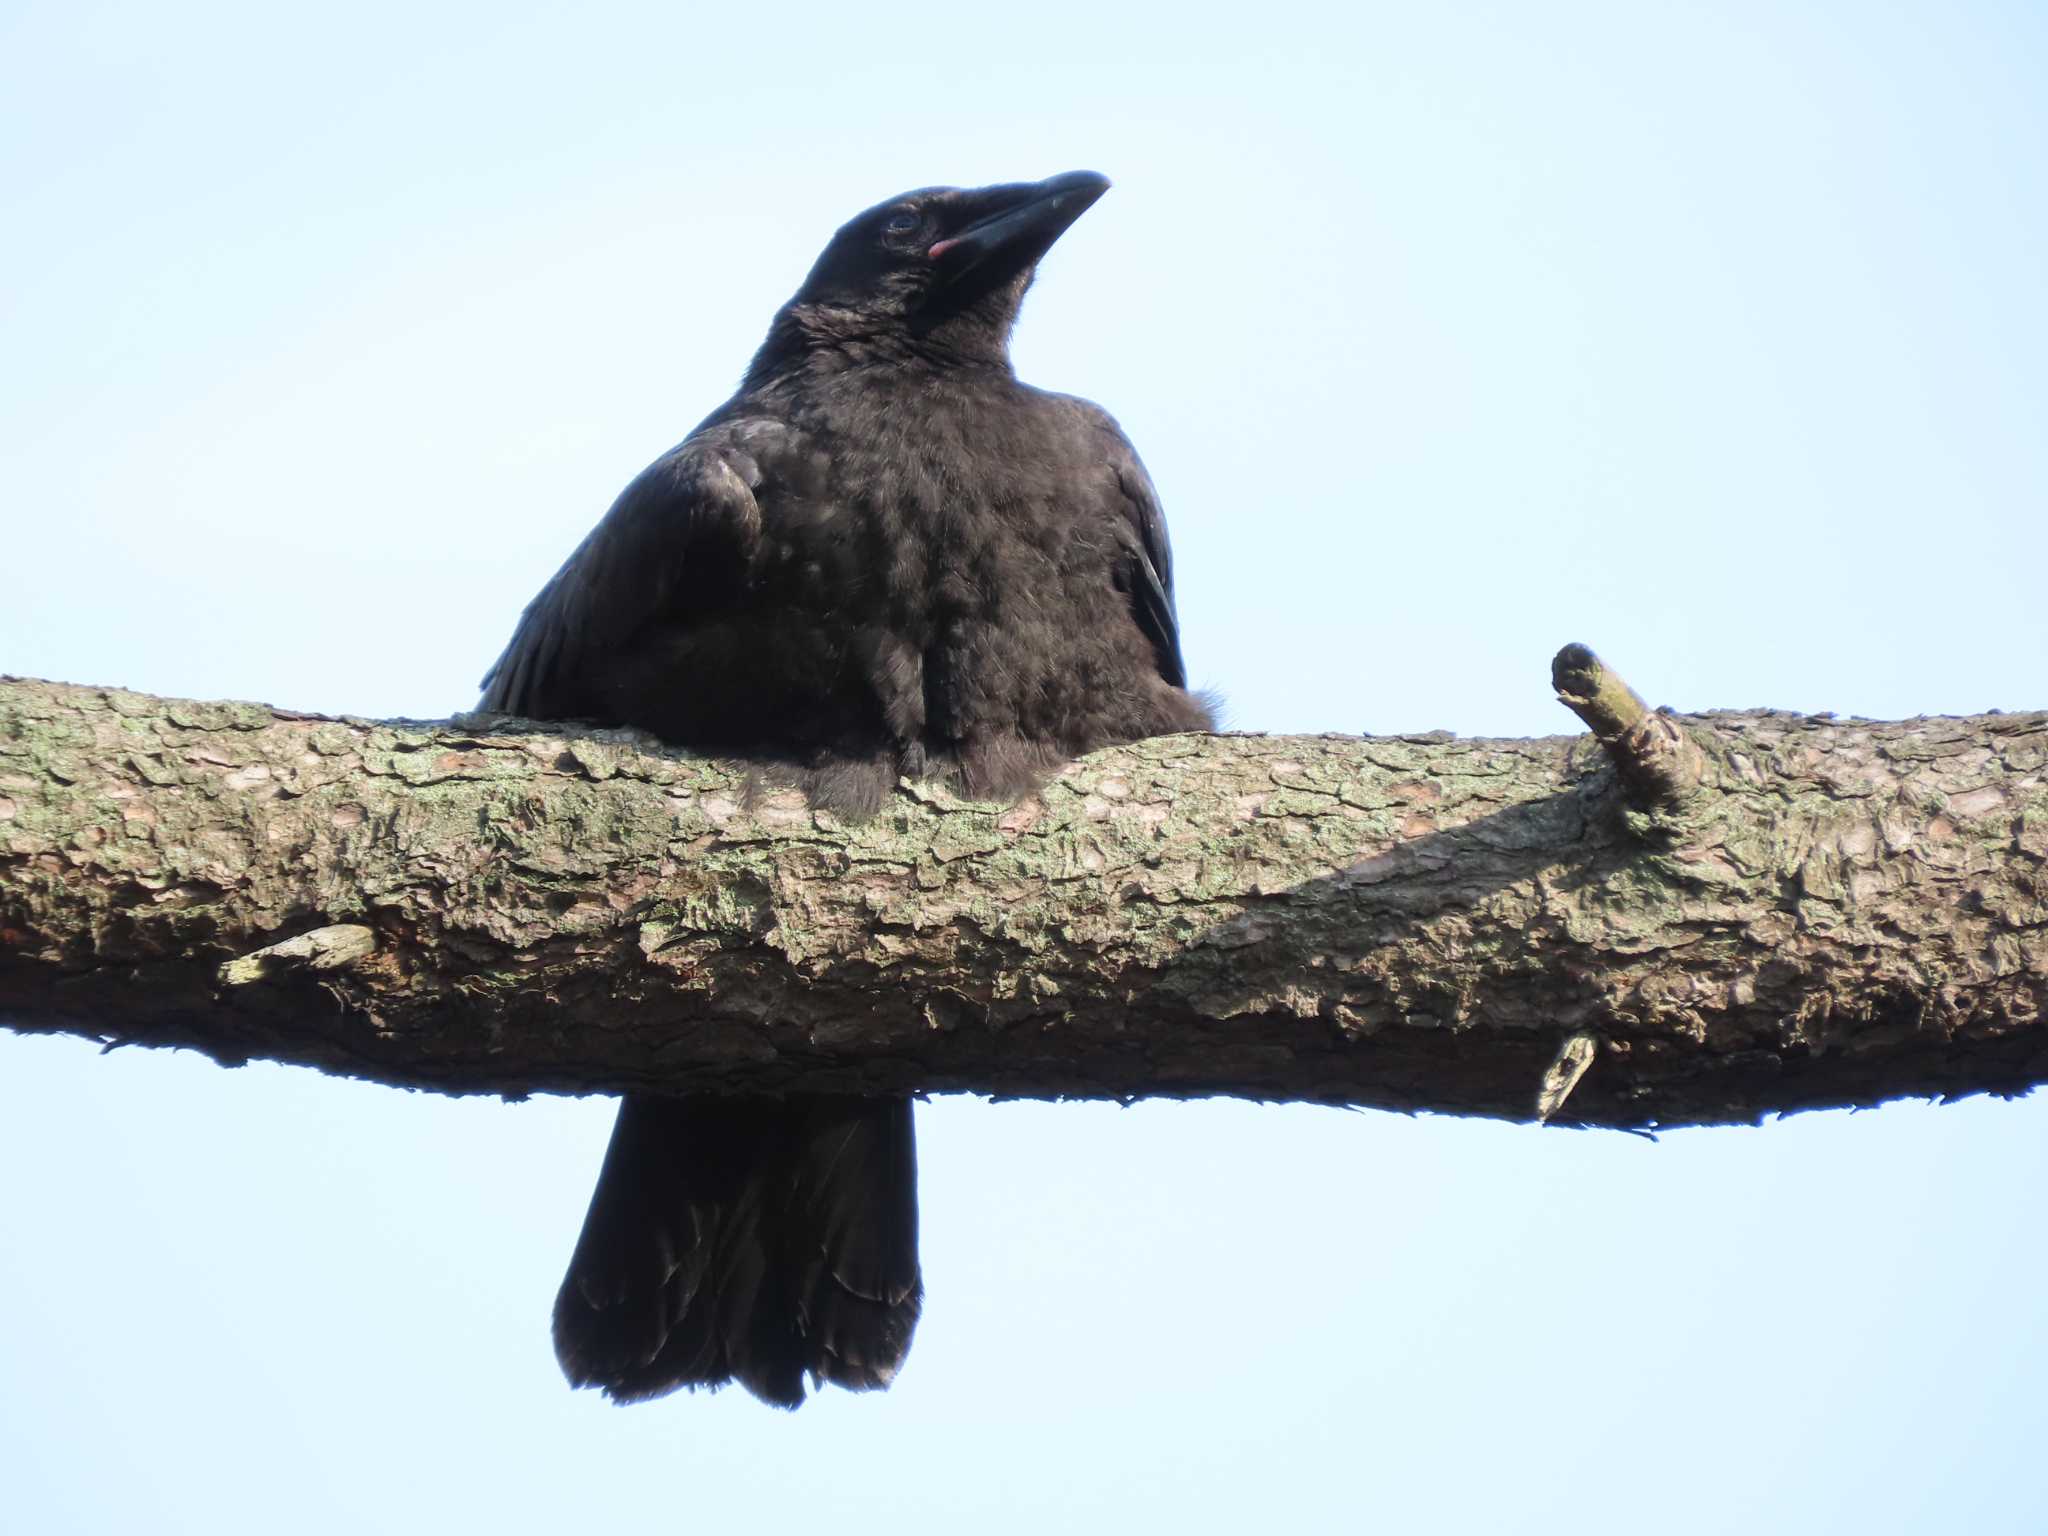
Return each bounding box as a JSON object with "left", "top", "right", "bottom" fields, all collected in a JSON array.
[{"left": 4, "top": 1, "right": 2047, "bottom": 1531}]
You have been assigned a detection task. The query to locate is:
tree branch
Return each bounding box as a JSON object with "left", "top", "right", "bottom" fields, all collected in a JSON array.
[{"left": 3, "top": 673, "right": 2044, "bottom": 1129}]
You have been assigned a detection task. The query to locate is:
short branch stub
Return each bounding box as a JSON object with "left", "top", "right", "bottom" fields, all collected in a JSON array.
[{"left": 1551, "top": 643, "right": 1704, "bottom": 812}]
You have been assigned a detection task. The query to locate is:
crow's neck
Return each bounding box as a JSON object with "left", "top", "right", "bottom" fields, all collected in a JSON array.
[{"left": 743, "top": 303, "right": 1014, "bottom": 390}]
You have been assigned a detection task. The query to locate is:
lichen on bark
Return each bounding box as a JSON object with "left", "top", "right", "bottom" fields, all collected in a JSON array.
[{"left": 3, "top": 676, "right": 2045, "bottom": 1129}]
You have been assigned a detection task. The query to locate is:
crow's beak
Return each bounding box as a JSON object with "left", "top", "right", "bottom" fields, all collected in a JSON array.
[{"left": 929, "top": 171, "right": 1111, "bottom": 281}]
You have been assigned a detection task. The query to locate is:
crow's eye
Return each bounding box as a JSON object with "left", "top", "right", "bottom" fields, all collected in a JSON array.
[{"left": 881, "top": 209, "right": 921, "bottom": 242}]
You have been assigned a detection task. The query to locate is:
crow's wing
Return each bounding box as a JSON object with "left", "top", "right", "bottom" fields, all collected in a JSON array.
[
  {"left": 477, "top": 426, "right": 772, "bottom": 718},
  {"left": 1107, "top": 445, "right": 1188, "bottom": 690},
  {"left": 1061, "top": 398, "right": 1190, "bottom": 691}
]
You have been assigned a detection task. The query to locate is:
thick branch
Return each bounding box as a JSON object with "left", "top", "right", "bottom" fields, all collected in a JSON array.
[{"left": 3, "top": 676, "right": 2045, "bottom": 1129}]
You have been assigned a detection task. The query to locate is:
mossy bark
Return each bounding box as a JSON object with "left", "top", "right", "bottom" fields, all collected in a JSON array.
[{"left": 3, "top": 676, "right": 2045, "bottom": 1128}]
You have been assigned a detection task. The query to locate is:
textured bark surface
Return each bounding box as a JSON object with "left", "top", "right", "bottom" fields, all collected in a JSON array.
[{"left": 4, "top": 676, "right": 2046, "bottom": 1128}]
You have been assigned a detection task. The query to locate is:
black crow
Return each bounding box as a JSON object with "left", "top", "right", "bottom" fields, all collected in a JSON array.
[{"left": 481, "top": 170, "right": 1211, "bottom": 1408}]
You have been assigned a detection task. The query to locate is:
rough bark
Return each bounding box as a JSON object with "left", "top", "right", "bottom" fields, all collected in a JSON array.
[{"left": 3, "top": 675, "right": 2045, "bottom": 1130}]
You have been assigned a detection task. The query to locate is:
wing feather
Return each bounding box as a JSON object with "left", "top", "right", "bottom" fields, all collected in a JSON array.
[{"left": 478, "top": 433, "right": 768, "bottom": 718}]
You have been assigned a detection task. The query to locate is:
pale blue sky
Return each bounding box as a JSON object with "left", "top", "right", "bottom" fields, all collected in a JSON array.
[{"left": 4, "top": 3, "right": 2046, "bottom": 1531}]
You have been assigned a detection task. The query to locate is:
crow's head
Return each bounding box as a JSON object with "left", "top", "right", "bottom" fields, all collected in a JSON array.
[{"left": 750, "top": 171, "right": 1110, "bottom": 377}]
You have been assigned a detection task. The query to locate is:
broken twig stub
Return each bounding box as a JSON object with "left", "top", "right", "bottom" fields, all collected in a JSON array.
[{"left": 1551, "top": 643, "right": 1704, "bottom": 814}]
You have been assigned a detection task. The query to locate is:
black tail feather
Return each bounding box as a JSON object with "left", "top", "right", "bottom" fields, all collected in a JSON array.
[{"left": 552, "top": 1093, "right": 921, "bottom": 1409}]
